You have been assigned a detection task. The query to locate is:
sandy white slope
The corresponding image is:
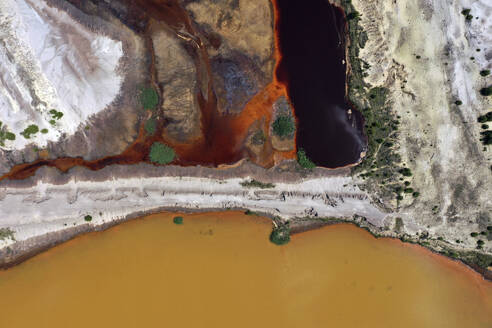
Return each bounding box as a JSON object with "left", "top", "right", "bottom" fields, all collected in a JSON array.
[
  {"left": 0, "top": 0, "right": 123, "bottom": 150},
  {"left": 0, "top": 174, "right": 386, "bottom": 248}
]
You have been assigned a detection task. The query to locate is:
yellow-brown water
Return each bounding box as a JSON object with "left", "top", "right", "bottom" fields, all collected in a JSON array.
[{"left": 0, "top": 212, "right": 491, "bottom": 328}]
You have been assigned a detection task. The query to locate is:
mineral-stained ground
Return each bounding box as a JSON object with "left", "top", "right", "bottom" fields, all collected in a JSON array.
[{"left": 0, "top": 0, "right": 491, "bottom": 276}]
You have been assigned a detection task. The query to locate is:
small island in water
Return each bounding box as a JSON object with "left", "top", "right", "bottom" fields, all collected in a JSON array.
[{"left": 0, "top": 0, "right": 491, "bottom": 326}]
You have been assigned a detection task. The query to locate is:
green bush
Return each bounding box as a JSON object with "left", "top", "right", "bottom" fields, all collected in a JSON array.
[
  {"left": 398, "top": 167, "right": 412, "bottom": 177},
  {"left": 470, "top": 232, "right": 478, "bottom": 237},
  {"left": 480, "top": 70, "right": 490, "bottom": 77},
  {"left": 454, "top": 100, "right": 462, "bottom": 105},
  {"left": 173, "top": 216, "right": 184, "bottom": 224},
  {"left": 297, "top": 148, "right": 316, "bottom": 169},
  {"left": 20, "top": 125, "right": 39, "bottom": 139},
  {"left": 477, "top": 112, "right": 492, "bottom": 123},
  {"left": 49, "top": 109, "right": 63, "bottom": 120},
  {"left": 270, "top": 224, "right": 290, "bottom": 245},
  {"left": 84, "top": 215, "right": 92, "bottom": 222},
  {"left": 149, "top": 142, "right": 175, "bottom": 164},
  {"left": 272, "top": 115, "right": 295, "bottom": 138},
  {"left": 140, "top": 87, "right": 159, "bottom": 110},
  {"left": 477, "top": 240, "right": 484, "bottom": 246},
  {"left": 347, "top": 11, "right": 359, "bottom": 20},
  {"left": 461, "top": 9, "right": 471, "bottom": 16},
  {"left": 0, "top": 122, "right": 16, "bottom": 146},
  {"left": 144, "top": 118, "right": 156, "bottom": 135},
  {"left": 0, "top": 228, "right": 15, "bottom": 241},
  {"left": 480, "top": 130, "right": 491, "bottom": 145},
  {"left": 480, "top": 86, "right": 492, "bottom": 96},
  {"left": 41, "top": 128, "right": 48, "bottom": 134}
]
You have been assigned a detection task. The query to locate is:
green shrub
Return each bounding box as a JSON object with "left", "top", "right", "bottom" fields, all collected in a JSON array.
[
  {"left": 49, "top": 109, "right": 63, "bottom": 120},
  {"left": 41, "top": 128, "right": 48, "bottom": 134},
  {"left": 0, "top": 122, "right": 16, "bottom": 146},
  {"left": 412, "top": 191, "right": 420, "bottom": 198},
  {"left": 20, "top": 125, "right": 39, "bottom": 139},
  {"left": 454, "top": 100, "right": 462, "bottom": 105},
  {"left": 477, "top": 240, "right": 484, "bottom": 246},
  {"left": 173, "top": 216, "right": 184, "bottom": 224},
  {"left": 480, "top": 70, "right": 490, "bottom": 77},
  {"left": 403, "top": 187, "right": 414, "bottom": 194},
  {"left": 461, "top": 9, "right": 471, "bottom": 16},
  {"left": 84, "top": 215, "right": 92, "bottom": 222},
  {"left": 480, "top": 130, "right": 491, "bottom": 145},
  {"left": 477, "top": 112, "right": 492, "bottom": 123},
  {"left": 144, "top": 119, "right": 156, "bottom": 135},
  {"left": 465, "top": 14, "right": 473, "bottom": 21},
  {"left": 140, "top": 87, "right": 159, "bottom": 110},
  {"left": 480, "top": 86, "right": 492, "bottom": 96},
  {"left": 272, "top": 115, "right": 295, "bottom": 138},
  {"left": 487, "top": 226, "right": 492, "bottom": 231},
  {"left": 398, "top": 167, "right": 412, "bottom": 177},
  {"left": 270, "top": 224, "right": 290, "bottom": 245},
  {"left": 0, "top": 228, "right": 15, "bottom": 241},
  {"left": 470, "top": 232, "right": 479, "bottom": 237},
  {"left": 297, "top": 148, "right": 316, "bottom": 169},
  {"left": 149, "top": 142, "right": 175, "bottom": 164},
  {"left": 240, "top": 179, "right": 275, "bottom": 189},
  {"left": 482, "top": 124, "right": 489, "bottom": 129},
  {"left": 347, "top": 11, "right": 359, "bottom": 20}
]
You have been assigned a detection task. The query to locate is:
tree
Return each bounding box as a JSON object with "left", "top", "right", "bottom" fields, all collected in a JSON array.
[
  {"left": 272, "top": 115, "right": 295, "bottom": 138},
  {"left": 149, "top": 142, "right": 175, "bottom": 164}
]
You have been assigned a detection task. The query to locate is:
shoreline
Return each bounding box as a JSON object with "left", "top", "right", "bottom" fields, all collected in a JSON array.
[{"left": 1, "top": 206, "right": 491, "bottom": 283}]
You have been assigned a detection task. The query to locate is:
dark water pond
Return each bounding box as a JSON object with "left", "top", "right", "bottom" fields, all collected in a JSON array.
[{"left": 276, "top": 0, "right": 366, "bottom": 168}]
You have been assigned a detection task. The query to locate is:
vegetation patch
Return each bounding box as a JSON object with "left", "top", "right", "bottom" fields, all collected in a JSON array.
[
  {"left": 272, "top": 115, "right": 295, "bottom": 138},
  {"left": 140, "top": 87, "right": 159, "bottom": 111},
  {"left": 173, "top": 216, "right": 184, "bottom": 224},
  {"left": 20, "top": 124, "right": 39, "bottom": 139},
  {"left": 270, "top": 223, "right": 290, "bottom": 245},
  {"left": 240, "top": 179, "right": 275, "bottom": 189},
  {"left": 480, "top": 70, "right": 490, "bottom": 77},
  {"left": 477, "top": 112, "right": 492, "bottom": 123},
  {"left": 49, "top": 109, "right": 63, "bottom": 120},
  {"left": 479, "top": 130, "right": 491, "bottom": 145},
  {"left": 297, "top": 148, "right": 316, "bottom": 169},
  {"left": 0, "top": 228, "right": 15, "bottom": 241},
  {"left": 149, "top": 142, "right": 175, "bottom": 164},
  {"left": 41, "top": 128, "right": 48, "bottom": 134},
  {"left": 0, "top": 121, "right": 16, "bottom": 146},
  {"left": 479, "top": 86, "right": 492, "bottom": 96},
  {"left": 84, "top": 215, "right": 92, "bottom": 222},
  {"left": 144, "top": 118, "right": 156, "bottom": 135}
]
